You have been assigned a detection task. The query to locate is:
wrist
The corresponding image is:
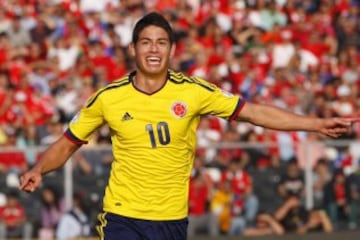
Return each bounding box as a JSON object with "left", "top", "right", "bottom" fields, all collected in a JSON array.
[
  {"left": 32, "top": 165, "right": 44, "bottom": 175},
  {"left": 312, "top": 118, "right": 323, "bottom": 132}
]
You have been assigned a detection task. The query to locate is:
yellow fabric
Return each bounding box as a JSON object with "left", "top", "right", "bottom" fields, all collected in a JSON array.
[{"left": 68, "top": 70, "right": 242, "bottom": 220}]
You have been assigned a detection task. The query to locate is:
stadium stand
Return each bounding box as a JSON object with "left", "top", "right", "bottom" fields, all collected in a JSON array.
[{"left": 0, "top": 0, "right": 359, "bottom": 239}]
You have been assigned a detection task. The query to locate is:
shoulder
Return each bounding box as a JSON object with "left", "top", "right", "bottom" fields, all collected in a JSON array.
[
  {"left": 85, "top": 75, "right": 131, "bottom": 108},
  {"left": 99, "top": 75, "right": 132, "bottom": 94},
  {"left": 168, "top": 70, "right": 217, "bottom": 92}
]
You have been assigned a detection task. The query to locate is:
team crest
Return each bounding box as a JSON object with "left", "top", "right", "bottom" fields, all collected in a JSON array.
[{"left": 171, "top": 101, "right": 187, "bottom": 118}]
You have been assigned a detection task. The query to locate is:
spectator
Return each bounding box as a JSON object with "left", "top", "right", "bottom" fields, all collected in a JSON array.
[
  {"left": 29, "top": 18, "right": 54, "bottom": 45},
  {"left": 348, "top": 160, "right": 360, "bottom": 229},
  {"left": 259, "top": 1, "right": 287, "bottom": 31},
  {"left": 220, "top": 157, "right": 259, "bottom": 235},
  {"left": 312, "top": 159, "right": 332, "bottom": 208},
  {"left": 0, "top": 9, "right": 11, "bottom": 33},
  {"left": 6, "top": 15, "right": 31, "bottom": 48},
  {"left": 274, "top": 196, "right": 333, "bottom": 234},
  {"left": 38, "top": 185, "right": 65, "bottom": 239},
  {"left": 242, "top": 130, "right": 267, "bottom": 169},
  {"left": 324, "top": 168, "right": 354, "bottom": 229},
  {"left": 47, "top": 37, "right": 81, "bottom": 73},
  {"left": 243, "top": 212, "right": 284, "bottom": 237},
  {"left": 250, "top": 156, "right": 283, "bottom": 213},
  {"left": 210, "top": 180, "right": 233, "bottom": 234},
  {"left": 188, "top": 167, "right": 218, "bottom": 238},
  {"left": 278, "top": 158, "right": 304, "bottom": 201},
  {"left": 71, "top": 151, "right": 94, "bottom": 176},
  {"left": 40, "top": 121, "right": 65, "bottom": 146},
  {"left": 0, "top": 190, "right": 33, "bottom": 240},
  {"left": 55, "top": 192, "right": 91, "bottom": 240},
  {"left": 197, "top": 117, "right": 222, "bottom": 163},
  {"left": 0, "top": 126, "right": 28, "bottom": 174},
  {"left": 0, "top": 72, "right": 12, "bottom": 125}
]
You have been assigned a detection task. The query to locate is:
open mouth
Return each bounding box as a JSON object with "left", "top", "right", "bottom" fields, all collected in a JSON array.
[{"left": 146, "top": 57, "right": 161, "bottom": 65}]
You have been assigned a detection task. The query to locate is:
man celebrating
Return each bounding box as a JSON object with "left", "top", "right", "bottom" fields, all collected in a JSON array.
[{"left": 20, "top": 12, "right": 358, "bottom": 240}]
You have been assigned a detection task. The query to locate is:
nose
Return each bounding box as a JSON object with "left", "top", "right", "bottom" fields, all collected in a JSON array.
[{"left": 150, "top": 43, "right": 158, "bottom": 52}]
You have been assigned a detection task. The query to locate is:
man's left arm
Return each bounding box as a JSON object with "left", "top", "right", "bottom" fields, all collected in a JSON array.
[{"left": 236, "top": 102, "right": 359, "bottom": 138}]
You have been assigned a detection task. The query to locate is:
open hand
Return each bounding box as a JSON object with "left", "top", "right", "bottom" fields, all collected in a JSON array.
[{"left": 320, "top": 117, "right": 360, "bottom": 138}]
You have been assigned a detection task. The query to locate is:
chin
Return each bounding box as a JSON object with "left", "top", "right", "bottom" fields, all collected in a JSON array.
[{"left": 142, "top": 67, "right": 167, "bottom": 76}]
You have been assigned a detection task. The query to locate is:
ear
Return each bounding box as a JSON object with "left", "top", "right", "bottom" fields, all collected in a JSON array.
[
  {"left": 169, "top": 44, "right": 176, "bottom": 58},
  {"left": 128, "top": 43, "right": 135, "bottom": 58}
]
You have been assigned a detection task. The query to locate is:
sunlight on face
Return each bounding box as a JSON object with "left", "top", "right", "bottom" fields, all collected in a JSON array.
[{"left": 131, "top": 25, "right": 175, "bottom": 77}]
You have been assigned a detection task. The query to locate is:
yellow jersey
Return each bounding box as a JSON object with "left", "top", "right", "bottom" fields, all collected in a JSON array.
[{"left": 66, "top": 70, "right": 245, "bottom": 220}]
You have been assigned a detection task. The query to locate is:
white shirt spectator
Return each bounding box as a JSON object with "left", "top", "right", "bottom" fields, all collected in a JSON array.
[
  {"left": 80, "top": 0, "right": 119, "bottom": 13},
  {"left": 55, "top": 83, "right": 80, "bottom": 120},
  {"left": 272, "top": 41, "right": 295, "bottom": 68},
  {"left": 114, "top": 16, "right": 134, "bottom": 47},
  {"left": 298, "top": 49, "right": 319, "bottom": 72},
  {"left": 48, "top": 43, "right": 80, "bottom": 71},
  {"left": 56, "top": 209, "right": 90, "bottom": 240}
]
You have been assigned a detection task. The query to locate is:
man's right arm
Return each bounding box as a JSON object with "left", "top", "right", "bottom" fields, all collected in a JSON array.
[{"left": 19, "top": 135, "right": 81, "bottom": 192}]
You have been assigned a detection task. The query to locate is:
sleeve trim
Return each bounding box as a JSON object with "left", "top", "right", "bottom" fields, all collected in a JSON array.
[
  {"left": 64, "top": 129, "right": 88, "bottom": 145},
  {"left": 229, "top": 98, "right": 246, "bottom": 121}
]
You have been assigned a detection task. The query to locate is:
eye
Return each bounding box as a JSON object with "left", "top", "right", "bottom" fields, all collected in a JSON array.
[
  {"left": 140, "top": 40, "right": 150, "bottom": 45},
  {"left": 158, "top": 40, "right": 168, "bottom": 46}
]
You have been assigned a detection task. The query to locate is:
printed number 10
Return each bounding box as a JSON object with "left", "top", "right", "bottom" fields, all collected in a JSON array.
[{"left": 146, "top": 122, "right": 171, "bottom": 148}]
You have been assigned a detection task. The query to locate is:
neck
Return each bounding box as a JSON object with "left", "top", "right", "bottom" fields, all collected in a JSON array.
[{"left": 133, "top": 71, "right": 168, "bottom": 94}]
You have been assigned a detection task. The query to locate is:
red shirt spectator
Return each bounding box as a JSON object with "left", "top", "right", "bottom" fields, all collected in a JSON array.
[
  {"left": 0, "top": 191, "right": 26, "bottom": 228},
  {"left": 189, "top": 172, "right": 209, "bottom": 215},
  {"left": 221, "top": 167, "right": 252, "bottom": 196}
]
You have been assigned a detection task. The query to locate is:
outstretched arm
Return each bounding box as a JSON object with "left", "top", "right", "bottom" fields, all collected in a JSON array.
[
  {"left": 19, "top": 135, "right": 81, "bottom": 192},
  {"left": 237, "top": 102, "right": 358, "bottom": 138}
]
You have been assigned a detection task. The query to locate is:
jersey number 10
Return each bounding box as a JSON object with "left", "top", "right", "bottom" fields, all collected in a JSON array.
[{"left": 146, "top": 122, "right": 171, "bottom": 148}]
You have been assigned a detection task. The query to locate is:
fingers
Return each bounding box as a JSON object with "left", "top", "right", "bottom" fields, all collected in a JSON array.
[
  {"left": 336, "top": 117, "right": 360, "bottom": 125},
  {"left": 19, "top": 173, "right": 41, "bottom": 192},
  {"left": 326, "top": 127, "right": 349, "bottom": 138},
  {"left": 347, "top": 117, "right": 360, "bottom": 123},
  {"left": 333, "top": 118, "right": 352, "bottom": 126}
]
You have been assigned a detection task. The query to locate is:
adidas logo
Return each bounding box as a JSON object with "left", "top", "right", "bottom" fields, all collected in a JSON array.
[{"left": 121, "top": 112, "right": 133, "bottom": 121}]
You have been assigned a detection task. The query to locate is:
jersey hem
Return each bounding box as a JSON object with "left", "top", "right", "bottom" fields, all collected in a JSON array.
[{"left": 103, "top": 207, "right": 187, "bottom": 221}]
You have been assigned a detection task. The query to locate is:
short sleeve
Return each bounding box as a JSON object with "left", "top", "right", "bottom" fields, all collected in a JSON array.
[
  {"left": 65, "top": 92, "right": 105, "bottom": 144},
  {"left": 196, "top": 77, "right": 245, "bottom": 120}
]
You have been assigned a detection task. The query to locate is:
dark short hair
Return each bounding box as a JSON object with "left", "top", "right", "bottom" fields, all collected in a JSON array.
[{"left": 132, "top": 12, "right": 174, "bottom": 45}]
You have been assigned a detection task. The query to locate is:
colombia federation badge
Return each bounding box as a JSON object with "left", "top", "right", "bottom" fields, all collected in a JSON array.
[{"left": 171, "top": 101, "right": 188, "bottom": 118}]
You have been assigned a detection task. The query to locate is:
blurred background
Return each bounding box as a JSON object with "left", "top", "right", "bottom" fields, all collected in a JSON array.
[{"left": 0, "top": 0, "right": 359, "bottom": 239}]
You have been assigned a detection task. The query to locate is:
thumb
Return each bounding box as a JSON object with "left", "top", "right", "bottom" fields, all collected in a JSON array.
[{"left": 19, "top": 173, "right": 41, "bottom": 192}]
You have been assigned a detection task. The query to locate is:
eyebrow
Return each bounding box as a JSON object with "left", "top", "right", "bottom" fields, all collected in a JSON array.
[{"left": 139, "top": 37, "right": 169, "bottom": 42}]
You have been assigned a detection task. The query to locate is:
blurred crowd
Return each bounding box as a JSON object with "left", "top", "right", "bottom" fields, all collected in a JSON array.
[{"left": 0, "top": 0, "right": 359, "bottom": 239}]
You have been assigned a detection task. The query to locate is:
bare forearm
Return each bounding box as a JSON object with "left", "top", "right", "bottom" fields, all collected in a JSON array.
[
  {"left": 33, "top": 136, "right": 80, "bottom": 175},
  {"left": 319, "top": 211, "right": 333, "bottom": 233},
  {"left": 268, "top": 219, "right": 285, "bottom": 235},
  {"left": 237, "top": 103, "right": 320, "bottom": 132},
  {"left": 274, "top": 202, "right": 292, "bottom": 221},
  {"left": 243, "top": 228, "right": 272, "bottom": 236}
]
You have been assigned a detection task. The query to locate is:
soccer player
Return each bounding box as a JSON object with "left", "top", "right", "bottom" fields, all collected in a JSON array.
[{"left": 19, "top": 12, "right": 358, "bottom": 240}]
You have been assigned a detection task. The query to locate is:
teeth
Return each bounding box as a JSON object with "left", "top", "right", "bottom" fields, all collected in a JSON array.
[{"left": 147, "top": 57, "right": 160, "bottom": 62}]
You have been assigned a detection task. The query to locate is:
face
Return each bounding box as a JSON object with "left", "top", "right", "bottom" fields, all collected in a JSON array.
[
  {"left": 7, "top": 196, "right": 19, "bottom": 207},
  {"left": 130, "top": 25, "right": 175, "bottom": 77},
  {"left": 42, "top": 189, "right": 55, "bottom": 203}
]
